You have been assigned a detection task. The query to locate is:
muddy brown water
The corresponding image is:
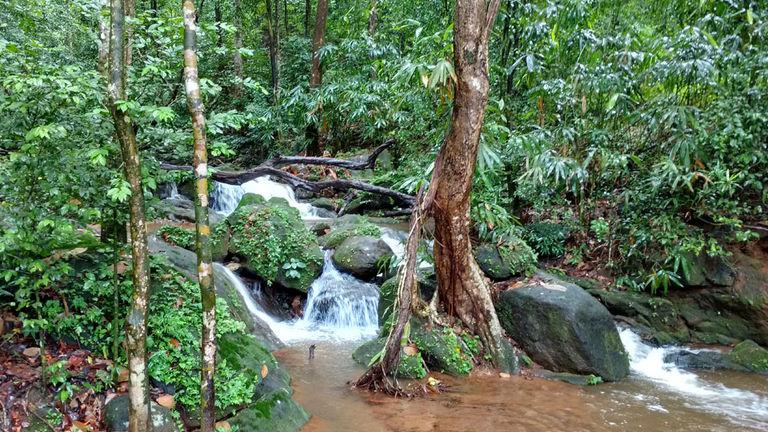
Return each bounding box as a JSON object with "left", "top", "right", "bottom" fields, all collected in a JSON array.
[{"left": 276, "top": 341, "right": 768, "bottom": 432}]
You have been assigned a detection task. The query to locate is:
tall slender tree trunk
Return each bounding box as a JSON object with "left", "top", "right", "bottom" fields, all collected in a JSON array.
[
  {"left": 309, "top": 0, "right": 326, "bottom": 88},
  {"left": 306, "top": 0, "right": 328, "bottom": 155},
  {"left": 304, "top": 0, "right": 311, "bottom": 37},
  {"left": 266, "top": 0, "right": 281, "bottom": 104},
  {"left": 183, "top": 2, "right": 217, "bottom": 430},
  {"left": 424, "top": 0, "right": 513, "bottom": 372},
  {"left": 368, "top": 0, "right": 377, "bottom": 36},
  {"left": 232, "top": 0, "right": 244, "bottom": 97},
  {"left": 106, "top": 0, "right": 151, "bottom": 430},
  {"left": 284, "top": 0, "right": 289, "bottom": 33}
]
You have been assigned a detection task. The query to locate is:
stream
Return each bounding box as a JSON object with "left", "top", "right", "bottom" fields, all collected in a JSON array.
[{"left": 211, "top": 177, "right": 768, "bottom": 432}]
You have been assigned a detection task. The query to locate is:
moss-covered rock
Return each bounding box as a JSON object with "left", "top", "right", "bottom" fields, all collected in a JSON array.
[
  {"left": 331, "top": 236, "right": 393, "bottom": 281},
  {"left": 727, "top": 340, "right": 768, "bottom": 373},
  {"left": 210, "top": 222, "right": 231, "bottom": 261},
  {"left": 497, "top": 272, "right": 629, "bottom": 381},
  {"left": 411, "top": 319, "right": 475, "bottom": 376},
  {"left": 234, "top": 193, "right": 267, "bottom": 212},
  {"left": 310, "top": 197, "right": 339, "bottom": 212},
  {"left": 352, "top": 338, "right": 427, "bottom": 379},
  {"left": 474, "top": 236, "right": 537, "bottom": 281},
  {"left": 227, "top": 200, "right": 323, "bottom": 292},
  {"left": 318, "top": 217, "right": 381, "bottom": 248},
  {"left": 104, "top": 395, "right": 178, "bottom": 432}
]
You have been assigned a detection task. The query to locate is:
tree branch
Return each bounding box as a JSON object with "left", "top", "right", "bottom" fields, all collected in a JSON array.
[{"left": 161, "top": 143, "right": 414, "bottom": 208}]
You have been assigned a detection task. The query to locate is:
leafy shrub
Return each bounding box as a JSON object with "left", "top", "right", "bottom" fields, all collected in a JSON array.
[
  {"left": 523, "top": 222, "right": 570, "bottom": 258},
  {"left": 497, "top": 235, "right": 538, "bottom": 277},
  {"left": 157, "top": 225, "right": 195, "bottom": 250}
]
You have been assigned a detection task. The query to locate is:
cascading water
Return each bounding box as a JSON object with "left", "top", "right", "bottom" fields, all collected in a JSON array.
[
  {"left": 210, "top": 177, "right": 322, "bottom": 219},
  {"left": 619, "top": 327, "right": 768, "bottom": 430},
  {"left": 218, "top": 252, "right": 380, "bottom": 344}
]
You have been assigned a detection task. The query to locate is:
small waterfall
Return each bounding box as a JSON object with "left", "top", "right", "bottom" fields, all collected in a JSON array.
[
  {"left": 217, "top": 253, "right": 379, "bottom": 344},
  {"left": 210, "top": 177, "right": 322, "bottom": 219},
  {"left": 619, "top": 328, "right": 768, "bottom": 429},
  {"left": 297, "top": 250, "right": 379, "bottom": 337},
  {"left": 380, "top": 227, "right": 406, "bottom": 261}
]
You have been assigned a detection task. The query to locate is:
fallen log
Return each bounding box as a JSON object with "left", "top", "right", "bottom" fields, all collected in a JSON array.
[{"left": 160, "top": 142, "right": 415, "bottom": 207}]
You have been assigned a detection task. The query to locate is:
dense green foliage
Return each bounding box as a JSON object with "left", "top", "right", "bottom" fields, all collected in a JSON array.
[{"left": 2, "top": 0, "right": 765, "bottom": 295}]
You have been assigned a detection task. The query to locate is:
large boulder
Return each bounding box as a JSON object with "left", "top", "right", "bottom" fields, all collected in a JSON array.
[
  {"left": 227, "top": 198, "right": 323, "bottom": 292},
  {"left": 105, "top": 395, "right": 178, "bottom": 432},
  {"left": 588, "top": 246, "right": 768, "bottom": 347},
  {"left": 474, "top": 236, "right": 537, "bottom": 281},
  {"left": 727, "top": 340, "right": 768, "bottom": 373},
  {"left": 497, "top": 272, "right": 629, "bottom": 381},
  {"left": 332, "top": 236, "right": 393, "bottom": 281},
  {"left": 683, "top": 252, "right": 736, "bottom": 288}
]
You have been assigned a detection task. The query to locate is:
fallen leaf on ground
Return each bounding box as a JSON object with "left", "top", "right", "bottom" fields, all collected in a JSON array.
[{"left": 156, "top": 394, "right": 175, "bottom": 409}]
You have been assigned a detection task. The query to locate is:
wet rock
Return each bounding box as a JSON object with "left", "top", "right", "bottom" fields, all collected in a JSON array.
[
  {"left": 309, "top": 197, "right": 338, "bottom": 212},
  {"left": 497, "top": 272, "right": 629, "bottom": 381},
  {"left": 227, "top": 199, "right": 323, "bottom": 292},
  {"left": 158, "top": 197, "right": 223, "bottom": 225},
  {"left": 352, "top": 338, "right": 427, "bottom": 379},
  {"left": 727, "top": 340, "right": 768, "bottom": 373},
  {"left": 104, "top": 395, "right": 178, "bottom": 432},
  {"left": 536, "top": 370, "right": 603, "bottom": 386},
  {"left": 663, "top": 349, "right": 743, "bottom": 371},
  {"left": 474, "top": 236, "right": 536, "bottom": 281},
  {"left": 683, "top": 253, "right": 736, "bottom": 288},
  {"left": 332, "top": 236, "right": 393, "bottom": 281},
  {"left": 149, "top": 238, "right": 283, "bottom": 350}
]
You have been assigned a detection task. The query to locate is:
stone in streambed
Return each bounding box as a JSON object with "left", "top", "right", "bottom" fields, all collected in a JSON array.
[
  {"left": 352, "top": 338, "right": 427, "bottom": 379},
  {"left": 727, "top": 340, "right": 768, "bottom": 373},
  {"left": 497, "top": 272, "right": 629, "bottom": 381},
  {"left": 331, "top": 236, "right": 393, "bottom": 281}
]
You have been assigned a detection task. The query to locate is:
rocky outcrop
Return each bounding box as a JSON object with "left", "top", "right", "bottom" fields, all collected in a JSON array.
[
  {"left": 332, "top": 236, "right": 393, "bottom": 281},
  {"left": 474, "top": 236, "right": 537, "bottom": 281},
  {"left": 663, "top": 340, "right": 768, "bottom": 374},
  {"left": 497, "top": 272, "right": 629, "bottom": 381},
  {"left": 224, "top": 197, "right": 323, "bottom": 292}
]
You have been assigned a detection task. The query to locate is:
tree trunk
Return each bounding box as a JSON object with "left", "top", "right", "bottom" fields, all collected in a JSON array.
[
  {"left": 355, "top": 189, "right": 424, "bottom": 394},
  {"left": 106, "top": 0, "right": 151, "bottom": 430},
  {"left": 183, "top": 2, "right": 217, "bottom": 430},
  {"left": 309, "top": 0, "right": 326, "bottom": 88},
  {"left": 284, "top": 0, "right": 289, "bottom": 33},
  {"left": 304, "top": 0, "right": 310, "bottom": 37},
  {"left": 424, "top": 0, "right": 513, "bottom": 372},
  {"left": 368, "top": 0, "right": 377, "bottom": 36},
  {"left": 266, "top": 0, "right": 281, "bottom": 104},
  {"left": 306, "top": 0, "right": 328, "bottom": 155},
  {"left": 232, "top": 0, "right": 244, "bottom": 97}
]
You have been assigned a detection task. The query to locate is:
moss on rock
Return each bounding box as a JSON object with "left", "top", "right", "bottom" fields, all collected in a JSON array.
[
  {"left": 318, "top": 218, "right": 381, "bottom": 248},
  {"left": 475, "top": 236, "right": 537, "bottom": 281},
  {"left": 727, "top": 340, "right": 768, "bottom": 373},
  {"left": 352, "top": 338, "right": 427, "bottom": 379},
  {"left": 227, "top": 200, "right": 322, "bottom": 292}
]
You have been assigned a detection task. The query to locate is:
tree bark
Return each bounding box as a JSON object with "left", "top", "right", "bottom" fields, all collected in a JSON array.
[
  {"left": 424, "top": 0, "right": 513, "bottom": 372},
  {"left": 306, "top": 0, "right": 328, "bottom": 155},
  {"left": 309, "top": 0, "right": 327, "bottom": 89},
  {"left": 355, "top": 189, "right": 424, "bottom": 394},
  {"left": 183, "top": 2, "right": 217, "bottom": 430},
  {"left": 368, "top": 0, "right": 377, "bottom": 36},
  {"left": 106, "top": 0, "right": 151, "bottom": 430},
  {"left": 266, "top": 0, "right": 281, "bottom": 104},
  {"left": 232, "top": 0, "right": 244, "bottom": 97}
]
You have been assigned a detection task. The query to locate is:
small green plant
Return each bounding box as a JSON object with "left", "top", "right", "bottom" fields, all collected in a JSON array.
[
  {"left": 586, "top": 374, "right": 603, "bottom": 386},
  {"left": 282, "top": 258, "right": 307, "bottom": 280},
  {"left": 590, "top": 218, "right": 610, "bottom": 243}
]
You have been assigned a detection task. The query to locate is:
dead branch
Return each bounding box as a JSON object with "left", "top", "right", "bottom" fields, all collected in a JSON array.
[{"left": 160, "top": 141, "right": 415, "bottom": 207}]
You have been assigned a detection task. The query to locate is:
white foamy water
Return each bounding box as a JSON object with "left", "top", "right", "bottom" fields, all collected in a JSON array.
[
  {"left": 619, "top": 328, "right": 768, "bottom": 429},
  {"left": 211, "top": 177, "right": 322, "bottom": 219},
  {"left": 218, "top": 252, "right": 379, "bottom": 345}
]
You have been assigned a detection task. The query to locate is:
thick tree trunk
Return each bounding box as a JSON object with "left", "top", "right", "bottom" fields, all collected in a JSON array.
[
  {"left": 232, "top": 0, "right": 244, "bottom": 97},
  {"left": 106, "top": 0, "right": 151, "bottom": 430},
  {"left": 306, "top": 0, "right": 328, "bottom": 155},
  {"left": 425, "top": 0, "right": 512, "bottom": 372},
  {"left": 183, "top": 2, "right": 217, "bottom": 431}
]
